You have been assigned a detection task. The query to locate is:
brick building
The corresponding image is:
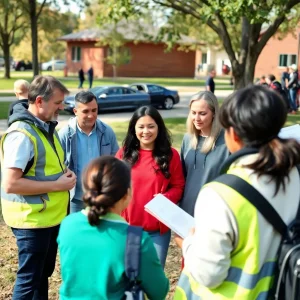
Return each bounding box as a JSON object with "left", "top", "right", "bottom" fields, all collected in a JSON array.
[{"left": 59, "top": 26, "right": 198, "bottom": 78}]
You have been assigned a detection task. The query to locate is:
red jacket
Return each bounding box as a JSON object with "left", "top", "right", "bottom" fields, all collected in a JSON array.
[{"left": 116, "top": 147, "right": 185, "bottom": 234}]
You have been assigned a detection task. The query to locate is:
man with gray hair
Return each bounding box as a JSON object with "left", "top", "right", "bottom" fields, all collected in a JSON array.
[
  {"left": 1, "top": 75, "right": 76, "bottom": 299},
  {"left": 8, "top": 79, "right": 30, "bottom": 118},
  {"left": 59, "top": 90, "right": 119, "bottom": 213}
]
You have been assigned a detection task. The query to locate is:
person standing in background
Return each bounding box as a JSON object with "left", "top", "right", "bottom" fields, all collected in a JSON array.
[
  {"left": 287, "top": 64, "right": 299, "bottom": 114},
  {"left": 87, "top": 66, "right": 94, "bottom": 89},
  {"left": 8, "top": 79, "right": 30, "bottom": 118},
  {"left": 205, "top": 66, "right": 216, "bottom": 94},
  {"left": 78, "top": 67, "right": 85, "bottom": 89}
]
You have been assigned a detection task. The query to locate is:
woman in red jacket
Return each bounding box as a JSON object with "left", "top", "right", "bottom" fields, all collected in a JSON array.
[{"left": 116, "top": 105, "right": 185, "bottom": 267}]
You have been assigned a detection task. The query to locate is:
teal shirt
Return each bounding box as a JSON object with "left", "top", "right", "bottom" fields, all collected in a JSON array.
[{"left": 57, "top": 211, "right": 169, "bottom": 300}]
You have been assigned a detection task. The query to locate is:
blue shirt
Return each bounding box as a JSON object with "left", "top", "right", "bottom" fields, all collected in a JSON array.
[{"left": 74, "top": 124, "right": 99, "bottom": 200}]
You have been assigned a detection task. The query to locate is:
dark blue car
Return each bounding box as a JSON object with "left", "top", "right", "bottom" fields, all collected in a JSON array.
[
  {"left": 129, "top": 83, "right": 180, "bottom": 109},
  {"left": 64, "top": 86, "right": 151, "bottom": 114}
]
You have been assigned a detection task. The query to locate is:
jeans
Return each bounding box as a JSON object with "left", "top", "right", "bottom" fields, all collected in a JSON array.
[
  {"left": 70, "top": 198, "right": 84, "bottom": 213},
  {"left": 11, "top": 226, "right": 60, "bottom": 300},
  {"left": 147, "top": 230, "right": 171, "bottom": 268},
  {"left": 289, "top": 88, "right": 297, "bottom": 111}
]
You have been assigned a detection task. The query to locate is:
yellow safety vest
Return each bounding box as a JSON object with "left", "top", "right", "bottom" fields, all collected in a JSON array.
[
  {"left": 1, "top": 121, "right": 69, "bottom": 228},
  {"left": 174, "top": 168, "right": 276, "bottom": 299}
]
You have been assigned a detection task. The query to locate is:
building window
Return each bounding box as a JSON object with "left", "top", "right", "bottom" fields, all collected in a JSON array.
[
  {"left": 72, "top": 46, "right": 81, "bottom": 62},
  {"left": 202, "top": 53, "right": 207, "bottom": 64},
  {"left": 279, "top": 54, "right": 297, "bottom": 67}
]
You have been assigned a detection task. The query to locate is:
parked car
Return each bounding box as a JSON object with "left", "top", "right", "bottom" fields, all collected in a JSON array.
[
  {"left": 64, "top": 86, "right": 151, "bottom": 114},
  {"left": 14, "top": 60, "right": 32, "bottom": 71},
  {"left": 0, "top": 57, "right": 4, "bottom": 67},
  {"left": 129, "top": 83, "right": 180, "bottom": 109},
  {"left": 41, "top": 60, "right": 66, "bottom": 71}
]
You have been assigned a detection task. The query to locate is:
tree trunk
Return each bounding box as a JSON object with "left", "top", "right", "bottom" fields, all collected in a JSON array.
[
  {"left": 2, "top": 36, "right": 10, "bottom": 79},
  {"left": 112, "top": 65, "right": 117, "bottom": 79},
  {"left": 231, "top": 52, "right": 258, "bottom": 90},
  {"left": 29, "top": 0, "right": 39, "bottom": 76}
]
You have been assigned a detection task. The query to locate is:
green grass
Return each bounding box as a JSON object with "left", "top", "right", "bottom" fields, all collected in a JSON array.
[{"left": 0, "top": 70, "right": 232, "bottom": 90}]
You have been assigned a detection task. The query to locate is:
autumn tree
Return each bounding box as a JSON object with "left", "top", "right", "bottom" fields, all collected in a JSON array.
[
  {"left": 96, "top": 0, "right": 300, "bottom": 89},
  {"left": 0, "top": 0, "right": 27, "bottom": 78},
  {"left": 17, "top": 0, "right": 87, "bottom": 76}
]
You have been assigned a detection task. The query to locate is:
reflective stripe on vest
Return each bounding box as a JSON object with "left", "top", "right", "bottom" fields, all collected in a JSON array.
[
  {"left": 174, "top": 169, "right": 276, "bottom": 300},
  {"left": 0, "top": 121, "right": 69, "bottom": 228}
]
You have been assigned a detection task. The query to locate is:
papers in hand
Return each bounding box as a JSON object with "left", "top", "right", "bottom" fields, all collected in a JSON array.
[
  {"left": 144, "top": 194, "right": 195, "bottom": 239},
  {"left": 279, "top": 124, "right": 300, "bottom": 142}
]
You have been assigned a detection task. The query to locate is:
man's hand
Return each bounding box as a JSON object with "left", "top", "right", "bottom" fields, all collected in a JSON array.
[{"left": 56, "top": 169, "right": 76, "bottom": 191}]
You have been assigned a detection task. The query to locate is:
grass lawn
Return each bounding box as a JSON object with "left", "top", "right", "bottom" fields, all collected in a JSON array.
[
  {"left": 0, "top": 114, "right": 300, "bottom": 299},
  {"left": 0, "top": 70, "right": 232, "bottom": 90}
]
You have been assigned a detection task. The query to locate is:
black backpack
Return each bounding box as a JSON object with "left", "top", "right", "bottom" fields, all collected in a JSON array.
[
  {"left": 214, "top": 170, "right": 300, "bottom": 300},
  {"left": 123, "top": 225, "right": 146, "bottom": 300}
]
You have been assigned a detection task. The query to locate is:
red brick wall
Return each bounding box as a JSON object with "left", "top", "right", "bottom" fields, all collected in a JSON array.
[
  {"left": 65, "top": 40, "right": 196, "bottom": 78},
  {"left": 255, "top": 26, "right": 300, "bottom": 80},
  {"left": 66, "top": 41, "right": 105, "bottom": 77},
  {"left": 103, "top": 42, "right": 195, "bottom": 77}
]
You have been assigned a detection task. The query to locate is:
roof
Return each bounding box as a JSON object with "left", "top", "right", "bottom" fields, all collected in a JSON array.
[{"left": 59, "top": 21, "right": 199, "bottom": 45}]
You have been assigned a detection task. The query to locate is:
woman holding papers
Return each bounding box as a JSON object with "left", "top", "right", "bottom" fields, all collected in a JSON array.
[
  {"left": 116, "top": 105, "right": 185, "bottom": 267},
  {"left": 57, "top": 156, "right": 169, "bottom": 299},
  {"left": 180, "top": 91, "right": 229, "bottom": 216},
  {"left": 174, "top": 86, "right": 300, "bottom": 299}
]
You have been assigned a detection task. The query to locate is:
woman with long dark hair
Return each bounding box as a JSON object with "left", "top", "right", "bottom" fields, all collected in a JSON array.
[
  {"left": 58, "top": 156, "right": 169, "bottom": 299},
  {"left": 174, "top": 86, "right": 300, "bottom": 299},
  {"left": 116, "top": 106, "right": 185, "bottom": 268}
]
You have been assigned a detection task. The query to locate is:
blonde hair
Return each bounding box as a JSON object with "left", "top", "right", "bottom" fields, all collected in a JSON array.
[
  {"left": 187, "top": 91, "right": 222, "bottom": 154},
  {"left": 14, "top": 79, "right": 30, "bottom": 95}
]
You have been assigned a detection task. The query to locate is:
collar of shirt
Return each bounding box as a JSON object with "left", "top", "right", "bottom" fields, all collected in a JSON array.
[
  {"left": 82, "top": 209, "right": 128, "bottom": 224},
  {"left": 76, "top": 121, "right": 96, "bottom": 136}
]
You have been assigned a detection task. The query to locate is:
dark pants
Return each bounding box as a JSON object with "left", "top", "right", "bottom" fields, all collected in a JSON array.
[
  {"left": 78, "top": 79, "right": 84, "bottom": 89},
  {"left": 88, "top": 77, "right": 93, "bottom": 89},
  {"left": 11, "top": 226, "right": 60, "bottom": 300}
]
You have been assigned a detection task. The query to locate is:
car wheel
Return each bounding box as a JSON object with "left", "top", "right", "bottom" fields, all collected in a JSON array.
[
  {"left": 47, "top": 66, "right": 52, "bottom": 71},
  {"left": 20, "top": 66, "right": 25, "bottom": 71},
  {"left": 163, "top": 97, "right": 174, "bottom": 110}
]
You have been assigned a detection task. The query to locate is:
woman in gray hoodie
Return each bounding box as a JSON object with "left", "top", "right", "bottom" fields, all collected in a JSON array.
[{"left": 180, "top": 91, "right": 230, "bottom": 216}]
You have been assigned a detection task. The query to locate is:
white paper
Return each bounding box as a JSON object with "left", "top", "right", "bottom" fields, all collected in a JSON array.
[
  {"left": 279, "top": 124, "right": 300, "bottom": 142},
  {"left": 144, "top": 194, "right": 195, "bottom": 238}
]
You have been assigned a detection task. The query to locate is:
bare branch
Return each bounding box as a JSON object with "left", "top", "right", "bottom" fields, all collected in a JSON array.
[
  {"left": 37, "top": 0, "right": 48, "bottom": 19},
  {"left": 214, "top": 12, "right": 238, "bottom": 65},
  {"left": 256, "top": 0, "right": 300, "bottom": 55}
]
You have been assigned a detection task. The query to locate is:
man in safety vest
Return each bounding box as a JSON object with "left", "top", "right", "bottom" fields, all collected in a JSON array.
[{"left": 1, "top": 75, "right": 76, "bottom": 299}]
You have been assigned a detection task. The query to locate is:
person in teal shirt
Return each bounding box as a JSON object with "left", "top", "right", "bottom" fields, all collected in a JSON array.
[{"left": 57, "top": 156, "right": 169, "bottom": 300}]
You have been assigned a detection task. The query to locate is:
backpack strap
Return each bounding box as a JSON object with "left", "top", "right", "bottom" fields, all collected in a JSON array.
[
  {"left": 125, "top": 225, "right": 143, "bottom": 282},
  {"left": 295, "top": 166, "right": 300, "bottom": 220},
  {"left": 214, "top": 174, "right": 288, "bottom": 236}
]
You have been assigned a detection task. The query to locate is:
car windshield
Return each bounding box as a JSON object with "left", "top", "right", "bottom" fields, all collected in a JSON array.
[{"left": 90, "top": 87, "right": 107, "bottom": 95}]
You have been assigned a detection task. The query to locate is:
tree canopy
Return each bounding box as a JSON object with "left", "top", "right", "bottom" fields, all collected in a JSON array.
[{"left": 96, "top": 0, "right": 300, "bottom": 88}]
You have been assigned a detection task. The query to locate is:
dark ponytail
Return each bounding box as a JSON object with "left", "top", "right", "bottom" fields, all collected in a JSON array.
[
  {"left": 82, "top": 156, "right": 131, "bottom": 226},
  {"left": 219, "top": 85, "right": 300, "bottom": 195}
]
